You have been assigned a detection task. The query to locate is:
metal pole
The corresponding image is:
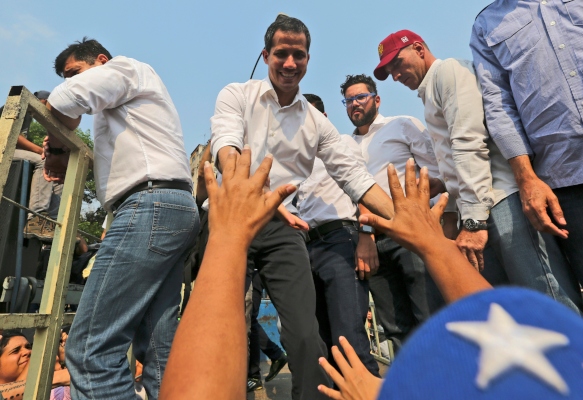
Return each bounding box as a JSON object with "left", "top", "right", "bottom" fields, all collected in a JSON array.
[{"left": 10, "top": 160, "right": 30, "bottom": 312}]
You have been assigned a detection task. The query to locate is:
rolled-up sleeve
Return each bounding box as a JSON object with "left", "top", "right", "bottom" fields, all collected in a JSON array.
[
  {"left": 470, "top": 22, "right": 532, "bottom": 160},
  {"left": 49, "top": 57, "right": 141, "bottom": 119},
  {"left": 437, "top": 59, "right": 495, "bottom": 221},
  {"left": 210, "top": 84, "right": 246, "bottom": 161},
  {"left": 316, "top": 119, "right": 376, "bottom": 203}
]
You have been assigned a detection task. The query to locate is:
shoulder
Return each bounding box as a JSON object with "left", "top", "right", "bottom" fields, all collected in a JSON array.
[{"left": 475, "top": 2, "right": 495, "bottom": 20}]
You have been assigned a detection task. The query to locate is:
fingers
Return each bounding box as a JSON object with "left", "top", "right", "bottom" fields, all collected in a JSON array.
[
  {"left": 318, "top": 356, "right": 345, "bottom": 388},
  {"left": 476, "top": 250, "right": 485, "bottom": 272},
  {"left": 317, "top": 384, "right": 343, "bottom": 400},
  {"left": 204, "top": 161, "right": 219, "bottom": 201},
  {"left": 404, "top": 158, "right": 418, "bottom": 198},
  {"left": 356, "top": 258, "right": 368, "bottom": 280},
  {"left": 465, "top": 249, "right": 480, "bottom": 272},
  {"left": 234, "top": 144, "right": 252, "bottom": 180},
  {"left": 265, "top": 184, "right": 297, "bottom": 214},
  {"left": 221, "top": 147, "right": 238, "bottom": 181},
  {"left": 253, "top": 154, "right": 273, "bottom": 190},
  {"left": 338, "top": 336, "right": 365, "bottom": 371},
  {"left": 359, "top": 214, "right": 391, "bottom": 236},
  {"left": 330, "top": 345, "right": 353, "bottom": 378},
  {"left": 417, "top": 166, "right": 430, "bottom": 202},
  {"left": 431, "top": 192, "right": 449, "bottom": 220},
  {"left": 547, "top": 193, "right": 566, "bottom": 226},
  {"left": 528, "top": 208, "right": 568, "bottom": 239},
  {"left": 386, "top": 163, "right": 405, "bottom": 204}
]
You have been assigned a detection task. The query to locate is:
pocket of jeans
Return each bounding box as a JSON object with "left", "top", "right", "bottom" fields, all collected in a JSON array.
[{"left": 149, "top": 202, "right": 196, "bottom": 256}]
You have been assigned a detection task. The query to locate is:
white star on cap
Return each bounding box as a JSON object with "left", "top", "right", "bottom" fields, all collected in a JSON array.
[{"left": 446, "top": 303, "right": 569, "bottom": 394}]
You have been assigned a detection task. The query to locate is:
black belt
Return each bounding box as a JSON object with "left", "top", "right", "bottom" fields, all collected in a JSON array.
[
  {"left": 112, "top": 180, "right": 192, "bottom": 210},
  {"left": 305, "top": 220, "right": 358, "bottom": 243}
]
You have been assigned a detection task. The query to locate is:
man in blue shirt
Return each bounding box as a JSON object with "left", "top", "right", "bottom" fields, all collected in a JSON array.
[{"left": 471, "top": 0, "right": 583, "bottom": 287}]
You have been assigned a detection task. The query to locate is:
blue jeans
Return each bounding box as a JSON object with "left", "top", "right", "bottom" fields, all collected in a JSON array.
[
  {"left": 483, "top": 192, "right": 582, "bottom": 313},
  {"left": 67, "top": 189, "right": 199, "bottom": 400},
  {"left": 307, "top": 224, "right": 379, "bottom": 377}
]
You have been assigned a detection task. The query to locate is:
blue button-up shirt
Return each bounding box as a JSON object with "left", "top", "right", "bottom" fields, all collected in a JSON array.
[{"left": 470, "top": 0, "right": 583, "bottom": 189}]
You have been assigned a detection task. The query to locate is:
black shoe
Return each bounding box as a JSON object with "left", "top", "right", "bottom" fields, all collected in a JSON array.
[
  {"left": 247, "top": 377, "right": 263, "bottom": 392},
  {"left": 265, "top": 354, "right": 288, "bottom": 382}
]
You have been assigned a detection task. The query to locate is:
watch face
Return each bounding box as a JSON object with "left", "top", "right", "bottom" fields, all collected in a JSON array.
[{"left": 464, "top": 219, "right": 477, "bottom": 231}]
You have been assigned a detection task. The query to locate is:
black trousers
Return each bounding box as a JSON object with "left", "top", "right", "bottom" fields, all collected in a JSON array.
[
  {"left": 248, "top": 271, "right": 285, "bottom": 378},
  {"left": 248, "top": 218, "right": 331, "bottom": 400},
  {"left": 369, "top": 236, "right": 444, "bottom": 353}
]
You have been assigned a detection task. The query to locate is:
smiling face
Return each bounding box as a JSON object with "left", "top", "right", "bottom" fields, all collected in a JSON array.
[
  {"left": 383, "top": 44, "right": 428, "bottom": 90},
  {"left": 262, "top": 30, "right": 309, "bottom": 106},
  {"left": 344, "top": 83, "right": 380, "bottom": 130},
  {"left": 0, "top": 336, "right": 31, "bottom": 383}
]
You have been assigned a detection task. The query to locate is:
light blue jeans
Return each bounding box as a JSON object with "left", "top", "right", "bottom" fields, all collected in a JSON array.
[
  {"left": 483, "top": 193, "right": 582, "bottom": 313},
  {"left": 67, "top": 188, "right": 199, "bottom": 400}
]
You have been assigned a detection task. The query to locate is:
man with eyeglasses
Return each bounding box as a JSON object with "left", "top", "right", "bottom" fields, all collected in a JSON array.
[
  {"left": 341, "top": 74, "right": 445, "bottom": 353},
  {"left": 211, "top": 16, "right": 396, "bottom": 400},
  {"left": 295, "top": 93, "right": 380, "bottom": 377},
  {"left": 373, "top": 29, "right": 582, "bottom": 313}
]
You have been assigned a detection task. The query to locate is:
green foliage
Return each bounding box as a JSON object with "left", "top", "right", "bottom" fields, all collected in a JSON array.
[{"left": 28, "top": 121, "right": 104, "bottom": 242}]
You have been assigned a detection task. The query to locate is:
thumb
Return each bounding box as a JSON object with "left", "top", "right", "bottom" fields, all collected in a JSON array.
[
  {"left": 431, "top": 192, "right": 449, "bottom": 220},
  {"left": 359, "top": 213, "right": 391, "bottom": 235},
  {"left": 265, "top": 184, "right": 297, "bottom": 211}
]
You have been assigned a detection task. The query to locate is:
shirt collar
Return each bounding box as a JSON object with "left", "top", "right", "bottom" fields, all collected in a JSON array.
[
  {"left": 417, "top": 59, "right": 442, "bottom": 102},
  {"left": 260, "top": 77, "right": 306, "bottom": 110}
]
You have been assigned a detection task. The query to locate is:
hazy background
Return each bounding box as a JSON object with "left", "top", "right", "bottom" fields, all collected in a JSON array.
[{"left": 1, "top": 0, "right": 492, "bottom": 153}]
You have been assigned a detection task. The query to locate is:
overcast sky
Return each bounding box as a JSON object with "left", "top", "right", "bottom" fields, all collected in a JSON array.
[{"left": 1, "top": 0, "right": 492, "bottom": 154}]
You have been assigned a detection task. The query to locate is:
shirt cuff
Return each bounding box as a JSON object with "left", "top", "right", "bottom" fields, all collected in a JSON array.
[
  {"left": 210, "top": 136, "right": 243, "bottom": 162},
  {"left": 460, "top": 204, "right": 491, "bottom": 221},
  {"left": 48, "top": 82, "right": 90, "bottom": 119},
  {"left": 346, "top": 176, "right": 376, "bottom": 204}
]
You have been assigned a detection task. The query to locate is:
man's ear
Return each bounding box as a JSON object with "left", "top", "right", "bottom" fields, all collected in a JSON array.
[
  {"left": 413, "top": 42, "right": 425, "bottom": 59},
  {"left": 262, "top": 48, "right": 269, "bottom": 64},
  {"left": 96, "top": 53, "right": 110, "bottom": 65}
]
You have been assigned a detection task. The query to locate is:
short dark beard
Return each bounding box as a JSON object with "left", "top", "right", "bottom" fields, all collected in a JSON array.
[{"left": 349, "top": 103, "right": 377, "bottom": 128}]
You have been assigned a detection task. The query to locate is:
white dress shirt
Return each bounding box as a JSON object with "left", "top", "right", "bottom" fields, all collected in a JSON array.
[
  {"left": 297, "top": 135, "right": 363, "bottom": 228},
  {"left": 49, "top": 56, "right": 192, "bottom": 212},
  {"left": 352, "top": 114, "right": 441, "bottom": 199},
  {"left": 417, "top": 58, "right": 518, "bottom": 221},
  {"left": 210, "top": 78, "right": 376, "bottom": 212}
]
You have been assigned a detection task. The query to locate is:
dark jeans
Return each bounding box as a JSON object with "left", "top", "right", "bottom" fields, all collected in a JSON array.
[
  {"left": 554, "top": 184, "right": 583, "bottom": 286},
  {"left": 248, "top": 271, "right": 285, "bottom": 378},
  {"left": 369, "top": 236, "right": 444, "bottom": 353},
  {"left": 307, "top": 224, "right": 379, "bottom": 377},
  {"left": 248, "top": 218, "right": 331, "bottom": 400}
]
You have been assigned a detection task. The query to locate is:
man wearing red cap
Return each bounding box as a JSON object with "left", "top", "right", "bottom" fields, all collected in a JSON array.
[{"left": 372, "top": 30, "right": 582, "bottom": 313}]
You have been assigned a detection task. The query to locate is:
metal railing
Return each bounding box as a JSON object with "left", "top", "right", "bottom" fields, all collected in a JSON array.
[{"left": 0, "top": 86, "right": 93, "bottom": 399}]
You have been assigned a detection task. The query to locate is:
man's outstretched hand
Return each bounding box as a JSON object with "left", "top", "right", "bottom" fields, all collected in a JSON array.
[
  {"left": 205, "top": 145, "right": 298, "bottom": 247},
  {"left": 318, "top": 336, "right": 383, "bottom": 400},
  {"left": 360, "top": 158, "right": 449, "bottom": 256}
]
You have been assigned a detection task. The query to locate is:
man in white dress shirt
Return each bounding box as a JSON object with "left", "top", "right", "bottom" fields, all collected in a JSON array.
[
  {"left": 374, "top": 29, "right": 581, "bottom": 312},
  {"left": 296, "top": 93, "right": 379, "bottom": 376},
  {"left": 43, "top": 38, "right": 200, "bottom": 399},
  {"left": 210, "top": 16, "right": 395, "bottom": 399},
  {"left": 341, "top": 73, "right": 444, "bottom": 353}
]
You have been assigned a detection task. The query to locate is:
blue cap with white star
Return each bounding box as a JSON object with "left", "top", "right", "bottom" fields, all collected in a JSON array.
[{"left": 379, "top": 288, "right": 583, "bottom": 399}]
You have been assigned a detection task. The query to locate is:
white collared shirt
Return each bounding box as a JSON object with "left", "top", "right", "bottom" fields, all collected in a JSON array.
[
  {"left": 297, "top": 135, "right": 363, "bottom": 228},
  {"left": 417, "top": 58, "right": 518, "bottom": 220},
  {"left": 49, "top": 56, "right": 192, "bottom": 212},
  {"left": 210, "top": 78, "right": 376, "bottom": 212},
  {"left": 352, "top": 114, "right": 441, "bottom": 199}
]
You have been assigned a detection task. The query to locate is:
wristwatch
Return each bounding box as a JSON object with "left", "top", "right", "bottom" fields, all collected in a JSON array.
[
  {"left": 463, "top": 219, "right": 488, "bottom": 231},
  {"left": 359, "top": 225, "right": 375, "bottom": 234}
]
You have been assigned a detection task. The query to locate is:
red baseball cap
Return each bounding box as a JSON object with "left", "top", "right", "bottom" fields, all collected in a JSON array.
[{"left": 374, "top": 30, "right": 425, "bottom": 81}]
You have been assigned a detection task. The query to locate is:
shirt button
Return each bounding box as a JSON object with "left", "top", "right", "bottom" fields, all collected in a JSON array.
[
  {"left": 550, "top": 21, "right": 556, "bottom": 26},
  {"left": 570, "top": 71, "right": 577, "bottom": 77},
  {"left": 541, "top": 0, "right": 547, "bottom": 4},
  {"left": 559, "top": 44, "right": 565, "bottom": 49}
]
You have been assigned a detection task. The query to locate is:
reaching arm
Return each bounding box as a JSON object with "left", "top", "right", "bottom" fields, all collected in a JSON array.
[
  {"left": 16, "top": 135, "right": 43, "bottom": 155},
  {"left": 355, "top": 204, "right": 379, "bottom": 280},
  {"left": 160, "top": 146, "right": 296, "bottom": 400},
  {"left": 359, "top": 184, "right": 394, "bottom": 221},
  {"left": 195, "top": 142, "right": 213, "bottom": 207}
]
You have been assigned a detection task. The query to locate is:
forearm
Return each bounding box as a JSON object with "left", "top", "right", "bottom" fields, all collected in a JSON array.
[
  {"left": 419, "top": 237, "right": 492, "bottom": 303},
  {"left": 359, "top": 184, "right": 394, "bottom": 220},
  {"left": 16, "top": 135, "right": 43, "bottom": 154},
  {"left": 508, "top": 155, "right": 538, "bottom": 185},
  {"left": 52, "top": 369, "right": 70, "bottom": 387},
  {"left": 216, "top": 145, "right": 239, "bottom": 173},
  {"left": 46, "top": 101, "right": 81, "bottom": 132},
  {"left": 161, "top": 234, "right": 248, "bottom": 399}
]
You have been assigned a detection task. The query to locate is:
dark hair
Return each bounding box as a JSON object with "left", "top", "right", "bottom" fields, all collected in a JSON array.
[
  {"left": 0, "top": 330, "right": 27, "bottom": 355},
  {"left": 54, "top": 37, "right": 112, "bottom": 77},
  {"left": 264, "top": 15, "right": 311, "bottom": 53},
  {"left": 340, "top": 74, "right": 378, "bottom": 97},
  {"left": 304, "top": 93, "right": 325, "bottom": 113}
]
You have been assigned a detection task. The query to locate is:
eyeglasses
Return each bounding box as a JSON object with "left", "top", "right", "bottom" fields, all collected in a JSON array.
[{"left": 341, "top": 93, "right": 376, "bottom": 107}]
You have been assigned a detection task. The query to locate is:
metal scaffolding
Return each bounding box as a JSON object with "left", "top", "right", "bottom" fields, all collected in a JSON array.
[{"left": 0, "top": 86, "right": 93, "bottom": 399}]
